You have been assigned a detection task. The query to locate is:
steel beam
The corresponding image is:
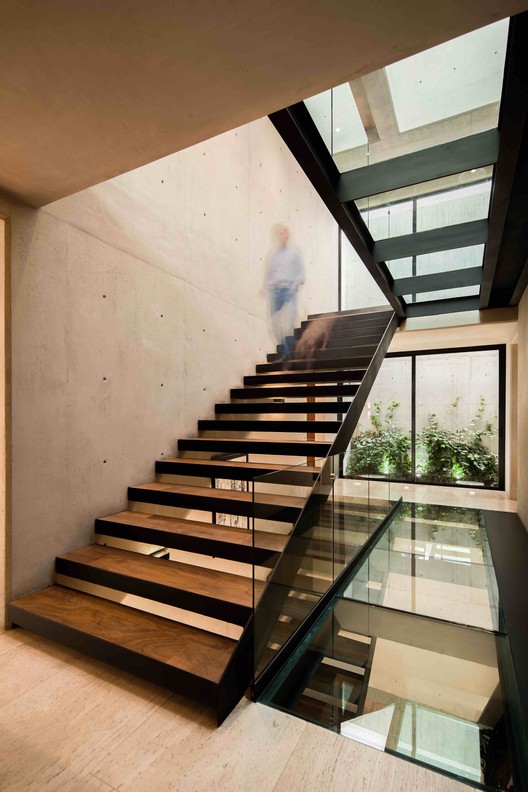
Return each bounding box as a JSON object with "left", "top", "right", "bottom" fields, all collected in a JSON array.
[
  {"left": 373, "top": 219, "right": 488, "bottom": 262},
  {"left": 393, "top": 266, "right": 482, "bottom": 297},
  {"left": 338, "top": 129, "right": 499, "bottom": 202}
]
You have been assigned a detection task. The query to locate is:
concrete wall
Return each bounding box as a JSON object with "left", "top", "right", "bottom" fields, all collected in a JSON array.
[
  {"left": 3, "top": 117, "right": 338, "bottom": 597},
  {"left": 518, "top": 290, "right": 528, "bottom": 528}
]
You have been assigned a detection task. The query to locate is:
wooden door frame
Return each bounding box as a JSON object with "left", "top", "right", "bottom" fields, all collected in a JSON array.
[{"left": 0, "top": 212, "right": 11, "bottom": 630}]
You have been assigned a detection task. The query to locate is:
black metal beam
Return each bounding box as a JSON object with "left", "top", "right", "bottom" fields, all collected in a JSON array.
[
  {"left": 393, "top": 266, "right": 482, "bottom": 297},
  {"left": 268, "top": 104, "right": 405, "bottom": 318},
  {"left": 404, "top": 295, "right": 480, "bottom": 317},
  {"left": 481, "top": 13, "right": 528, "bottom": 308},
  {"left": 373, "top": 219, "right": 488, "bottom": 262},
  {"left": 338, "top": 129, "right": 499, "bottom": 202},
  {"left": 482, "top": 510, "right": 528, "bottom": 786},
  {"left": 510, "top": 253, "right": 528, "bottom": 304}
]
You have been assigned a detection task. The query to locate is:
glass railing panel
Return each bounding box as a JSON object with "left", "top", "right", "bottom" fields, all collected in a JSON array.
[
  {"left": 252, "top": 456, "right": 331, "bottom": 680},
  {"left": 304, "top": 84, "right": 368, "bottom": 163},
  {"left": 342, "top": 503, "right": 501, "bottom": 632},
  {"left": 261, "top": 591, "right": 520, "bottom": 790},
  {"left": 340, "top": 232, "right": 391, "bottom": 311},
  {"left": 303, "top": 21, "right": 508, "bottom": 174},
  {"left": 391, "top": 242, "right": 485, "bottom": 281},
  {"left": 253, "top": 452, "right": 395, "bottom": 682},
  {"left": 358, "top": 171, "right": 492, "bottom": 241}
]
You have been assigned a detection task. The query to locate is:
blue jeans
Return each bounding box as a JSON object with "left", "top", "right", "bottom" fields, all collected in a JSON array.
[{"left": 270, "top": 286, "right": 296, "bottom": 357}]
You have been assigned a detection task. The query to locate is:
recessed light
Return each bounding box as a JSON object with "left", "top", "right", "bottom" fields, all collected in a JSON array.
[{"left": 335, "top": 127, "right": 340, "bottom": 132}]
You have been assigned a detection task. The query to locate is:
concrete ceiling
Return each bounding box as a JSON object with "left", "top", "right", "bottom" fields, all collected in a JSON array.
[{"left": 1, "top": 0, "right": 528, "bottom": 207}]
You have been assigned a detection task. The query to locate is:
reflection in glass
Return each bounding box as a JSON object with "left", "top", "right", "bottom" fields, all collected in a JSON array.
[
  {"left": 261, "top": 504, "right": 517, "bottom": 790},
  {"left": 253, "top": 454, "right": 392, "bottom": 681},
  {"left": 343, "top": 503, "right": 500, "bottom": 631}
]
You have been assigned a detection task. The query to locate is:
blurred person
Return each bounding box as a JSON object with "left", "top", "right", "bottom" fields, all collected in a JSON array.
[{"left": 264, "top": 224, "right": 305, "bottom": 361}]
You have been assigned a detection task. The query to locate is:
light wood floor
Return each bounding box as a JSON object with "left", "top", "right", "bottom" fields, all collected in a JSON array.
[{"left": 0, "top": 628, "right": 467, "bottom": 792}]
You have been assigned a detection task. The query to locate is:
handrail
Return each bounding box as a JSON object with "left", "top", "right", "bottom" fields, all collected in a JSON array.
[
  {"left": 252, "top": 310, "right": 400, "bottom": 685},
  {"left": 331, "top": 312, "right": 399, "bottom": 454}
]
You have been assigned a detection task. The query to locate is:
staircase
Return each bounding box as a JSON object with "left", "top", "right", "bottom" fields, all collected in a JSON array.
[{"left": 9, "top": 306, "right": 395, "bottom": 725}]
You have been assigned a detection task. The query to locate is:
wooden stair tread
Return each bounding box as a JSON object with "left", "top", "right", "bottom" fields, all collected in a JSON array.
[
  {"left": 10, "top": 585, "right": 236, "bottom": 683},
  {"left": 58, "top": 544, "right": 264, "bottom": 608},
  {"left": 97, "top": 510, "right": 287, "bottom": 553},
  {"left": 130, "top": 482, "right": 306, "bottom": 510}
]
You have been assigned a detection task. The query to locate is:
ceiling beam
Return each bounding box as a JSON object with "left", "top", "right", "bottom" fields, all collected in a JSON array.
[
  {"left": 338, "top": 129, "right": 499, "bottom": 202},
  {"left": 393, "top": 266, "right": 482, "bottom": 297},
  {"left": 404, "top": 295, "right": 481, "bottom": 317},
  {"left": 373, "top": 219, "right": 488, "bottom": 262},
  {"left": 268, "top": 103, "right": 405, "bottom": 317},
  {"left": 481, "top": 13, "right": 528, "bottom": 308}
]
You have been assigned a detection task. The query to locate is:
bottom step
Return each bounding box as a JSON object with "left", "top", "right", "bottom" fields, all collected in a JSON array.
[{"left": 9, "top": 585, "right": 239, "bottom": 720}]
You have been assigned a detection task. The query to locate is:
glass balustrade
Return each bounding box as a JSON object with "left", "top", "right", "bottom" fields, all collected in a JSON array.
[
  {"left": 259, "top": 502, "right": 523, "bottom": 791},
  {"left": 252, "top": 452, "right": 395, "bottom": 683}
]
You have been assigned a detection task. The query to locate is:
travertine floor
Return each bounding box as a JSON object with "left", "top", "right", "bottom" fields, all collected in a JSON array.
[
  {"left": 341, "top": 479, "right": 517, "bottom": 513},
  {"left": 0, "top": 628, "right": 467, "bottom": 792},
  {"left": 2, "top": 484, "right": 509, "bottom": 791}
]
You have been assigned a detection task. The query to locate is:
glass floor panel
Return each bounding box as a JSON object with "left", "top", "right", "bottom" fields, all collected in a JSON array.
[
  {"left": 260, "top": 503, "right": 520, "bottom": 790},
  {"left": 343, "top": 503, "right": 500, "bottom": 631}
]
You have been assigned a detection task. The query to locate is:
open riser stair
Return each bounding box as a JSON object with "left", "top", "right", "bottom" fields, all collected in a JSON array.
[{"left": 10, "top": 305, "right": 395, "bottom": 724}]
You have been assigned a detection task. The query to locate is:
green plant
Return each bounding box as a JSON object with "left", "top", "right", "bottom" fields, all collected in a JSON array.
[
  {"left": 346, "top": 401, "right": 412, "bottom": 479},
  {"left": 417, "top": 397, "right": 499, "bottom": 487},
  {"left": 347, "top": 396, "right": 499, "bottom": 488}
]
